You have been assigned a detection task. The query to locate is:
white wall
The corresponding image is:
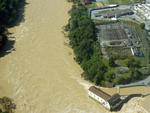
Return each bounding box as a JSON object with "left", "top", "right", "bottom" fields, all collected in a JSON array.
[{"left": 88, "top": 91, "right": 111, "bottom": 110}]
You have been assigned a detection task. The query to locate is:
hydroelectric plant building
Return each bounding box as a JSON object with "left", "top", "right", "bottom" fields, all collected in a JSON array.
[{"left": 88, "top": 86, "right": 122, "bottom": 110}]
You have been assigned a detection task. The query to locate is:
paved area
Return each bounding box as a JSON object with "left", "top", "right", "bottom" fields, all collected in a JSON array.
[
  {"left": 90, "top": 3, "right": 150, "bottom": 30},
  {"left": 116, "top": 76, "right": 150, "bottom": 88},
  {"left": 147, "top": 0, "right": 150, "bottom": 3},
  {"left": 90, "top": 5, "right": 132, "bottom": 20},
  {"left": 96, "top": 0, "right": 108, "bottom": 2}
]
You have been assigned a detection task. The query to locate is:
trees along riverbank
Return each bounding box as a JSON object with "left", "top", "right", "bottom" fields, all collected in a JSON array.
[
  {"left": 65, "top": 0, "right": 145, "bottom": 87},
  {"left": 65, "top": 0, "right": 109, "bottom": 86},
  {"left": 0, "top": 0, "right": 25, "bottom": 51},
  {"left": 0, "top": 0, "right": 25, "bottom": 112}
]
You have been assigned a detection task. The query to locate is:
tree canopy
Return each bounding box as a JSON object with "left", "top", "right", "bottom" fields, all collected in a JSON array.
[
  {"left": 0, "top": 0, "right": 25, "bottom": 26},
  {"left": 66, "top": 2, "right": 108, "bottom": 86},
  {"left": 66, "top": 0, "right": 145, "bottom": 87},
  {"left": 0, "top": 0, "right": 25, "bottom": 51}
]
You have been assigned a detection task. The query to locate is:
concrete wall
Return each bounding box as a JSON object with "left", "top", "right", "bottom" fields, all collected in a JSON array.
[{"left": 88, "top": 91, "right": 111, "bottom": 110}]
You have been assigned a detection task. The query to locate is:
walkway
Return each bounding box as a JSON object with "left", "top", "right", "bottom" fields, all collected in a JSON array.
[{"left": 116, "top": 76, "right": 150, "bottom": 88}]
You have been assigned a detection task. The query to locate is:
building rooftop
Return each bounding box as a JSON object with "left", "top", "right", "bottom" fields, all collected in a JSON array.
[
  {"left": 104, "top": 9, "right": 133, "bottom": 18},
  {"left": 133, "top": 3, "right": 150, "bottom": 20},
  {"left": 97, "top": 23, "right": 129, "bottom": 41},
  {"left": 89, "top": 86, "right": 111, "bottom": 101},
  {"left": 93, "top": 9, "right": 133, "bottom": 18},
  {"left": 108, "top": 94, "right": 121, "bottom": 105},
  {"left": 89, "top": 86, "right": 121, "bottom": 105}
]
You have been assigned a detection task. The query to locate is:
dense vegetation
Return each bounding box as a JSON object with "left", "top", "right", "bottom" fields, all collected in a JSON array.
[
  {"left": 0, "top": 97, "right": 16, "bottom": 113},
  {"left": 66, "top": 0, "right": 146, "bottom": 87},
  {"left": 65, "top": 1, "right": 109, "bottom": 86},
  {"left": 0, "top": 0, "right": 25, "bottom": 51},
  {"left": 0, "top": 1, "right": 25, "bottom": 112},
  {"left": 0, "top": 0, "right": 25, "bottom": 26},
  {"left": 0, "top": 26, "right": 8, "bottom": 49}
]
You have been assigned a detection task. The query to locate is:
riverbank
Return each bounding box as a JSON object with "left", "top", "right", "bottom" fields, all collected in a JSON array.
[
  {"left": 0, "top": 0, "right": 106, "bottom": 113},
  {"left": 77, "top": 77, "right": 150, "bottom": 113},
  {"left": 0, "top": 0, "right": 149, "bottom": 113}
]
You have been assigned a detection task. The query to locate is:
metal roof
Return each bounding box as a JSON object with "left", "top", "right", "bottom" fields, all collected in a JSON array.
[
  {"left": 89, "top": 86, "right": 121, "bottom": 105},
  {"left": 89, "top": 86, "right": 111, "bottom": 101}
]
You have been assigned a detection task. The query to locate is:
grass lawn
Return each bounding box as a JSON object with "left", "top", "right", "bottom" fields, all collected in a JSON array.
[
  {"left": 116, "top": 59, "right": 128, "bottom": 66},
  {"left": 85, "top": 3, "right": 97, "bottom": 8}
]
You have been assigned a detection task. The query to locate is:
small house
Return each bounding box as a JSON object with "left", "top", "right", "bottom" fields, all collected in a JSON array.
[{"left": 88, "top": 86, "right": 121, "bottom": 111}]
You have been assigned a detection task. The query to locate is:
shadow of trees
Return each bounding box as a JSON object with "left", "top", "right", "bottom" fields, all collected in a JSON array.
[
  {"left": 0, "top": 38, "right": 15, "bottom": 57},
  {"left": 8, "top": 1, "right": 29, "bottom": 27},
  {"left": 0, "top": 0, "right": 29, "bottom": 57}
]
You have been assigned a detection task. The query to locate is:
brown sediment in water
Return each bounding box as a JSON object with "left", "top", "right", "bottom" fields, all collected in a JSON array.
[{"left": 0, "top": 0, "right": 149, "bottom": 113}]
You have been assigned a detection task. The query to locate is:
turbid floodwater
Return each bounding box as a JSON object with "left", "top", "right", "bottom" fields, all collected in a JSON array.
[
  {"left": 0, "top": 0, "right": 106, "bottom": 113},
  {"left": 0, "top": 0, "right": 150, "bottom": 113}
]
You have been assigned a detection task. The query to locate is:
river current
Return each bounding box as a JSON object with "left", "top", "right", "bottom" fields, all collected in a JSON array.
[{"left": 0, "top": 0, "right": 106, "bottom": 113}]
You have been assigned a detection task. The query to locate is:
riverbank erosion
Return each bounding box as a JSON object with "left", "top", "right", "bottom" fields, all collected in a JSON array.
[{"left": 0, "top": 0, "right": 149, "bottom": 113}]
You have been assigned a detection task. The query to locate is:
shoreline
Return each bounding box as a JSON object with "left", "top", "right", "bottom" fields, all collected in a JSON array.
[{"left": 74, "top": 75, "right": 150, "bottom": 113}]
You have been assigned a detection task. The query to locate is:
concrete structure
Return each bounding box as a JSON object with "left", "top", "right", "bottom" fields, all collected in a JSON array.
[
  {"left": 89, "top": 5, "right": 132, "bottom": 20},
  {"left": 88, "top": 5, "right": 119, "bottom": 18},
  {"left": 89, "top": 3, "right": 150, "bottom": 30},
  {"left": 133, "top": 3, "right": 150, "bottom": 33},
  {"left": 88, "top": 86, "right": 122, "bottom": 110},
  {"left": 131, "top": 47, "right": 136, "bottom": 56},
  {"left": 96, "top": 23, "right": 139, "bottom": 47},
  {"left": 147, "top": 0, "right": 150, "bottom": 3},
  {"left": 131, "top": 47, "right": 143, "bottom": 56},
  {"left": 133, "top": 3, "right": 150, "bottom": 20},
  {"left": 96, "top": 22, "right": 143, "bottom": 56},
  {"left": 116, "top": 76, "right": 150, "bottom": 88},
  {"left": 145, "top": 20, "right": 150, "bottom": 30},
  {"left": 96, "top": 0, "right": 108, "bottom": 2}
]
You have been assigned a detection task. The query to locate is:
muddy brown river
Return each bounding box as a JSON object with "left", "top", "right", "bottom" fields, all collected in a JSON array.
[
  {"left": 0, "top": 0, "right": 149, "bottom": 113},
  {"left": 0, "top": 0, "right": 106, "bottom": 113}
]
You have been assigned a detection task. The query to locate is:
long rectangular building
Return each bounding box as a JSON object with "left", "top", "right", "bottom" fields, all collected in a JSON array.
[{"left": 88, "top": 86, "right": 122, "bottom": 111}]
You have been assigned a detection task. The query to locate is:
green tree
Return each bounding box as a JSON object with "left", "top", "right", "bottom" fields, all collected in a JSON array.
[
  {"left": 109, "top": 57, "right": 116, "bottom": 67},
  {"left": 104, "top": 72, "right": 115, "bottom": 82},
  {"left": 126, "top": 57, "right": 141, "bottom": 68},
  {"left": 66, "top": 0, "right": 108, "bottom": 86},
  {"left": 129, "top": 68, "right": 143, "bottom": 81},
  {"left": 0, "top": 0, "right": 25, "bottom": 26},
  {"left": 140, "top": 23, "right": 145, "bottom": 29},
  {"left": 0, "top": 0, "right": 25, "bottom": 52}
]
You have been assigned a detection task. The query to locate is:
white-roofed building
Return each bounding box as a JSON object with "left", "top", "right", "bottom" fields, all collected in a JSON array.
[{"left": 133, "top": 3, "right": 150, "bottom": 20}]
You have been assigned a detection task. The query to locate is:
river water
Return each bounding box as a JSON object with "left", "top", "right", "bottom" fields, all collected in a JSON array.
[
  {"left": 0, "top": 0, "right": 107, "bottom": 113},
  {"left": 0, "top": 0, "right": 149, "bottom": 113}
]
